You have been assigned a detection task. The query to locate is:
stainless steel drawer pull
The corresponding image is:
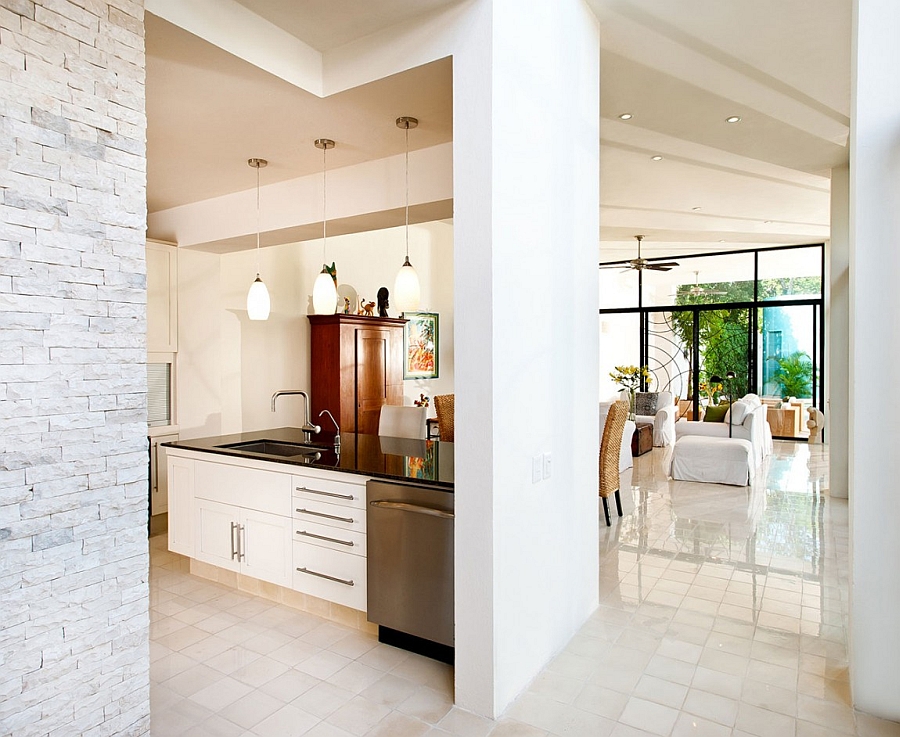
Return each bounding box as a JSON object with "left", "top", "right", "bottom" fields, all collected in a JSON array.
[
  {"left": 296, "top": 529, "right": 354, "bottom": 546},
  {"left": 230, "top": 521, "right": 239, "bottom": 560},
  {"left": 295, "top": 507, "right": 354, "bottom": 524},
  {"left": 296, "top": 567, "right": 354, "bottom": 587},
  {"left": 369, "top": 500, "right": 454, "bottom": 519},
  {"left": 296, "top": 486, "right": 355, "bottom": 501}
]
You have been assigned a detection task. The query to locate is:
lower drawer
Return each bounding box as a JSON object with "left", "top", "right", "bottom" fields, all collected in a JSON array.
[
  {"left": 292, "top": 518, "right": 366, "bottom": 557},
  {"left": 292, "top": 540, "right": 367, "bottom": 611}
]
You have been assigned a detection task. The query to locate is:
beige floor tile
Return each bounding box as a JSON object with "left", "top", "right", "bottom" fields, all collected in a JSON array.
[{"left": 619, "top": 696, "right": 679, "bottom": 736}]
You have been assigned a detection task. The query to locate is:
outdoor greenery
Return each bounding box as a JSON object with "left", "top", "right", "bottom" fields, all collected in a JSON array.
[
  {"left": 667, "top": 276, "right": 821, "bottom": 398},
  {"left": 771, "top": 351, "right": 813, "bottom": 399}
]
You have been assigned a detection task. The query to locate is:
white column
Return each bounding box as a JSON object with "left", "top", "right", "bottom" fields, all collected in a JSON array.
[
  {"left": 849, "top": 0, "right": 900, "bottom": 720},
  {"left": 827, "top": 165, "right": 849, "bottom": 499},
  {"left": 453, "top": 0, "right": 601, "bottom": 717}
]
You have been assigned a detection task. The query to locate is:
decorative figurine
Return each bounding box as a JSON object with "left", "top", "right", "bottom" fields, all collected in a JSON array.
[
  {"left": 324, "top": 262, "right": 337, "bottom": 288},
  {"left": 343, "top": 297, "right": 350, "bottom": 314},
  {"left": 362, "top": 300, "right": 375, "bottom": 316},
  {"left": 377, "top": 287, "right": 389, "bottom": 318},
  {"left": 807, "top": 406, "right": 825, "bottom": 443}
]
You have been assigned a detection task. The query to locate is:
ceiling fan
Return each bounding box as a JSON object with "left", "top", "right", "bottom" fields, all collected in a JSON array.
[
  {"left": 599, "top": 235, "right": 679, "bottom": 272},
  {"left": 680, "top": 271, "right": 727, "bottom": 296}
]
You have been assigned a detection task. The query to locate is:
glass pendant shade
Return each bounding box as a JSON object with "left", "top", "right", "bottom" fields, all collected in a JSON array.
[
  {"left": 312, "top": 268, "right": 337, "bottom": 315},
  {"left": 394, "top": 256, "right": 420, "bottom": 313},
  {"left": 247, "top": 274, "right": 270, "bottom": 320}
]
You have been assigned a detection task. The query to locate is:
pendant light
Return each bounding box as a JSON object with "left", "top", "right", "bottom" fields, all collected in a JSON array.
[
  {"left": 246, "top": 157, "right": 270, "bottom": 321},
  {"left": 394, "top": 116, "right": 420, "bottom": 313},
  {"left": 312, "top": 138, "right": 338, "bottom": 315}
]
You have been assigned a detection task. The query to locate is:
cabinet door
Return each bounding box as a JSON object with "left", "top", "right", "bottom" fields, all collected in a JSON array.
[
  {"left": 356, "top": 327, "right": 398, "bottom": 434},
  {"left": 167, "top": 455, "right": 194, "bottom": 556},
  {"left": 242, "top": 509, "right": 292, "bottom": 588},
  {"left": 194, "top": 498, "right": 241, "bottom": 573},
  {"left": 146, "top": 241, "right": 178, "bottom": 353}
]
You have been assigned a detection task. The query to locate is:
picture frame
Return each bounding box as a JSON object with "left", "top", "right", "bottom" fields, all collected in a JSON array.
[{"left": 402, "top": 311, "right": 439, "bottom": 379}]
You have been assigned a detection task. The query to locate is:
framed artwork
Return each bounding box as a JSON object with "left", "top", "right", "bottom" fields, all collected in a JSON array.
[{"left": 402, "top": 312, "right": 439, "bottom": 379}]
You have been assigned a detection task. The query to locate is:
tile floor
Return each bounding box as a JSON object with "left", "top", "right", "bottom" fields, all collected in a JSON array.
[{"left": 150, "top": 442, "right": 900, "bottom": 736}]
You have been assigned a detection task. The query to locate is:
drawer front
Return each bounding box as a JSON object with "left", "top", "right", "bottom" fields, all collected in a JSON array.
[
  {"left": 292, "top": 541, "right": 367, "bottom": 611},
  {"left": 292, "top": 474, "right": 366, "bottom": 510},
  {"left": 195, "top": 461, "right": 291, "bottom": 515},
  {"left": 292, "top": 497, "right": 366, "bottom": 534},
  {"left": 292, "top": 518, "right": 366, "bottom": 557}
]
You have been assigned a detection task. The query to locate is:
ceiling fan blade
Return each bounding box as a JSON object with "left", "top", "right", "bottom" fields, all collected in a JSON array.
[
  {"left": 644, "top": 264, "right": 673, "bottom": 271},
  {"left": 653, "top": 261, "right": 680, "bottom": 267},
  {"left": 598, "top": 263, "right": 632, "bottom": 270}
]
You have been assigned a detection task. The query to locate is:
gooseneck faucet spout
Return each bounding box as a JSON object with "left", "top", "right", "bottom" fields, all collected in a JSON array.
[
  {"left": 271, "top": 390, "right": 321, "bottom": 440},
  {"left": 318, "top": 410, "right": 340, "bottom": 452}
]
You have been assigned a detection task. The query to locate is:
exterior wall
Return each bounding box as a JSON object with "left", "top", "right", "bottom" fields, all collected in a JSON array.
[{"left": 0, "top": 2, "right": 150, "bottom": 735}]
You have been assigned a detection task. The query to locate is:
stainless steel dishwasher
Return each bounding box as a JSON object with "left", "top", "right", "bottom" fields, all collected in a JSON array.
[{"left": 366, "top": 478, "right": 454, "bottom": 662}]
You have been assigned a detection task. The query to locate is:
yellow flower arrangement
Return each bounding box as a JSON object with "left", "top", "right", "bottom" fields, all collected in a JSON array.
[{"left": 609, "top": 365, "right": 652, "bottom": 391}]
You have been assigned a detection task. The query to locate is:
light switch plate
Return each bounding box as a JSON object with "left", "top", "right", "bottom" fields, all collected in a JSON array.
[
  {"left": 532, "top": 455, "right": 542, "bottom": 484},
  {"left": 543, "top": 452, "right": 553, "bottom": 479}
]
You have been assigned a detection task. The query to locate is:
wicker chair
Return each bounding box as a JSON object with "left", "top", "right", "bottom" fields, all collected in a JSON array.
[
  {"left": 599, "top": 400, "right": 629, "bottom": 526},
  {"left": 433, "top": 394, "right": 455, "bottom": 442}
]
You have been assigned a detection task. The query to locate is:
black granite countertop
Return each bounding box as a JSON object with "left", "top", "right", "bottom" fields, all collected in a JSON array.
[{"left": 162, "top": 427, "right": 453, "bottom": 489}]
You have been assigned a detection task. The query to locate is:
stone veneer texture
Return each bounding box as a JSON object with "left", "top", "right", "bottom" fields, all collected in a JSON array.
[{"left": 0, "top": 1, "right": 149, "bottom": 735}]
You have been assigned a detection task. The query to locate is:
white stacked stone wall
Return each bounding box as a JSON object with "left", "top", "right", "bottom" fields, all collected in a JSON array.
[{"left": 0, "top": 1, "right": 149, "bottom": 734}]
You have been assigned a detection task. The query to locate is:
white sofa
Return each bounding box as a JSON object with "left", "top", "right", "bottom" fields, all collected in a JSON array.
[
  {"left": 630, "top": 390, "right": 677, "bottom": 447},
  {"left": 674, "top": 393, "right": 774, "bottom": 468},
  {"left": 600, "top": 401, "right": 635, "bottom": 471}
]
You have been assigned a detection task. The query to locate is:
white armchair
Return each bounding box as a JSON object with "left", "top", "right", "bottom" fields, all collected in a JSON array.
[
  {"left": 674, "top": 393, "right": 773, "bottom": 467},
  {"left": 630, "top": 390, "right": 677, "bottom": 447}
]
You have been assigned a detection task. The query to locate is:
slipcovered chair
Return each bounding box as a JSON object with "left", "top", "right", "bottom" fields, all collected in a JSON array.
[
  {"left": 631, "top": 390, "right": 677, "bottom": 447},
  {"left": 378, "top": 405, "right": 427, "bottom": 439},
  {"left": 433, "top": 394, "right": 455, "bottom": 442},
  {"left": 599, "top": 400, "right": 629, "bottom": 526},
  {"left": 674, "top": 393, "right": 773, "bottom": 467}
]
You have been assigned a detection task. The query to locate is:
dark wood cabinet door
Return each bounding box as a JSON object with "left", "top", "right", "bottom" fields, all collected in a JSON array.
[{"left": 356, "top": 327, "right": 391, "bottom": 434}]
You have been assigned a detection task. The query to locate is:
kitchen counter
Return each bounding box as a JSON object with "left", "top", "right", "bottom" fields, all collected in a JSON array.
[{"left": 163, "top": 427, "right": 453, "bottom": 488}]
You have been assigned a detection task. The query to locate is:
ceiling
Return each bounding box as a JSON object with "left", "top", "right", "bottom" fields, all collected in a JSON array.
[{"left": 145, "top": 1, "right": 851, "bottom": 259}]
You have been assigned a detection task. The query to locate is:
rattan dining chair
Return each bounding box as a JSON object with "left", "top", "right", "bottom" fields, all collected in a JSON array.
[
  {"left": 433, "top": 394, "right": 455, "bottom": 442},
  {"left": 599, "top": 400, "right": 629, "bottom": 526}
]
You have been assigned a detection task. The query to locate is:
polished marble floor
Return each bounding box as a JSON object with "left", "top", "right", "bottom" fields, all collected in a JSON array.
[{"left": 149, "top": 442, "right": 900, "bottom": 736}]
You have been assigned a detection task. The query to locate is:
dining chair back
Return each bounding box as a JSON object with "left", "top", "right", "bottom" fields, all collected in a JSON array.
[
  {"left": 433, "top": 394, "right": 455, "bottom": 441},
  {"left": 599, "top": 400, "right": 629, "bottom": 526},
  {"left": 378, "top": 405, "right": 428, "bottom": 440}
]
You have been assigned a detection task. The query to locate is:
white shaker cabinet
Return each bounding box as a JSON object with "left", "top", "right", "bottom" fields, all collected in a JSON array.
[
  {"left": 167, "top": 454, "right": 194, "bottom": 556},
  {"left": 146, "top": 239, "right": 178, "bottom": 353}
]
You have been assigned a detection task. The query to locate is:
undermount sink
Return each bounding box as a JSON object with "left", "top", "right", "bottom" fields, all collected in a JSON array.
[{"left": 216, "top": 439, "right": 323, "bottom": 458}]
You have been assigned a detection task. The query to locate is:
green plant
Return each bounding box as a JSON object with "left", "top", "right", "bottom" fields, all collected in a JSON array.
[{"left": 771, "top": 351, "right": 812, "bottom": 399}]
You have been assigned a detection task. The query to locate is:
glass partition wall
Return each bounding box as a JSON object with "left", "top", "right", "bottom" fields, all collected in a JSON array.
[{"left": 599, "top": 243, "right": 824, "bottom": 439}]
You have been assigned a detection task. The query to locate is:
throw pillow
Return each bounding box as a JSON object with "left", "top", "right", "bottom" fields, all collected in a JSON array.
[
  {"left": 634, "top": 392, "right": 658, "bottom": 416},
  {"left": 704, "top": 404, "right": 729, "bottom": 422}
]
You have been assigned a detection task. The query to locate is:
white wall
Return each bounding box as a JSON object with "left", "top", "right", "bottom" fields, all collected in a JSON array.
[
  {"left": 175, "top": 222, "right": 454, "bottom": 435},
  {"left": 828, "top": 165, "right": 849, "bottom": 499},
  {"left": 848, "top": 0, "right": 900, "bottom": 720}
]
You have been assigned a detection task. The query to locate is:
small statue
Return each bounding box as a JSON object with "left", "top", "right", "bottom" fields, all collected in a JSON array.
[
  {"left": 343, "top": 297, "right": 350, "bottom": 314},
  {"left": 807, "top": 406, "right": 825, "bottom": 443},
  {"left": 377, "top": 287, "right": 389, "bottom": 318},
  {"left": 324, "top": 262, "right": 337, "bottom": 288},
  {"left": 362, "top": 300, "right": 375, "bottom": 316}
]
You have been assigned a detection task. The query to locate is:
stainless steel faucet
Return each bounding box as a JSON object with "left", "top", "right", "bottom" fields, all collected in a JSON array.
[
  {"left": 271, "top": 390, "right": 321, "bottom": 440},
  {"left": 318, "top": 410, "right": 341, "bottom": 453}
]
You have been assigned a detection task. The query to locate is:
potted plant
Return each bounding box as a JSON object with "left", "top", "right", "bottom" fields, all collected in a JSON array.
[
  {"left": 771, "top": 351, "right": 813, "bottom": 401},
  {"left": 610, "top": 365, "right": 652, "bottom": 420}
]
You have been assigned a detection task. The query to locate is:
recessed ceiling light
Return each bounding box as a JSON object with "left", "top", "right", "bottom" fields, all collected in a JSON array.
[
  {"left": 726, "top": 115, "right": 742, "bottom": 124},
  {"left": 719, "top": 239, "right": 726, "bottom": 243},
  {"left": 692, "top": 207, "right": 702, "bottom": 211},
  {"left": 651, "top": 155, "right": 663, "bottom": 161},
  {"left": 764, "top": 220, "right": 772, "bottom": 224},
  {"left": 618, "top": 113, "right": 633, "bottom": 120}
]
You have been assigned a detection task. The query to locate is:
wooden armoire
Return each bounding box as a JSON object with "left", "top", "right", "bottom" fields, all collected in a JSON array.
[{"left": 308, "top": 314, "right": 407, "bottom": 435}]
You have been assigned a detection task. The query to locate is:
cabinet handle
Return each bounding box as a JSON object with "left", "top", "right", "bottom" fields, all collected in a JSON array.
[
  {"left": 295, "top": 508, "right": 354, "bottom": 524},
  {"left": 296, "top": 529, "right": 354, "bottom": 547},
  {"left": 238, "top": 524, "right": 245, "bottom": 561},
  {"left": 296, "top": 566, "right": 354, "bottom": 587},
  {"left": 369, "top": 500, "right": 454, "bottom": 519},
  {"left": 295, "top": 486, "right": 355, "bottom": 501},
  {"left": 230, "top": 521, "right": 239, "bottom": 560}
]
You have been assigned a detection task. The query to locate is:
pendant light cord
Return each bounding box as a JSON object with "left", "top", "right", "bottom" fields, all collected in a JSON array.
[
  {"left": 405, "top": 123, "right": 410, "bottom": 261},
  {"left": 255, "top": 163, "right": 261, "bottom": 275},
  {"left": 322, "top": 143, "right": 327, "bottom": 267}
]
